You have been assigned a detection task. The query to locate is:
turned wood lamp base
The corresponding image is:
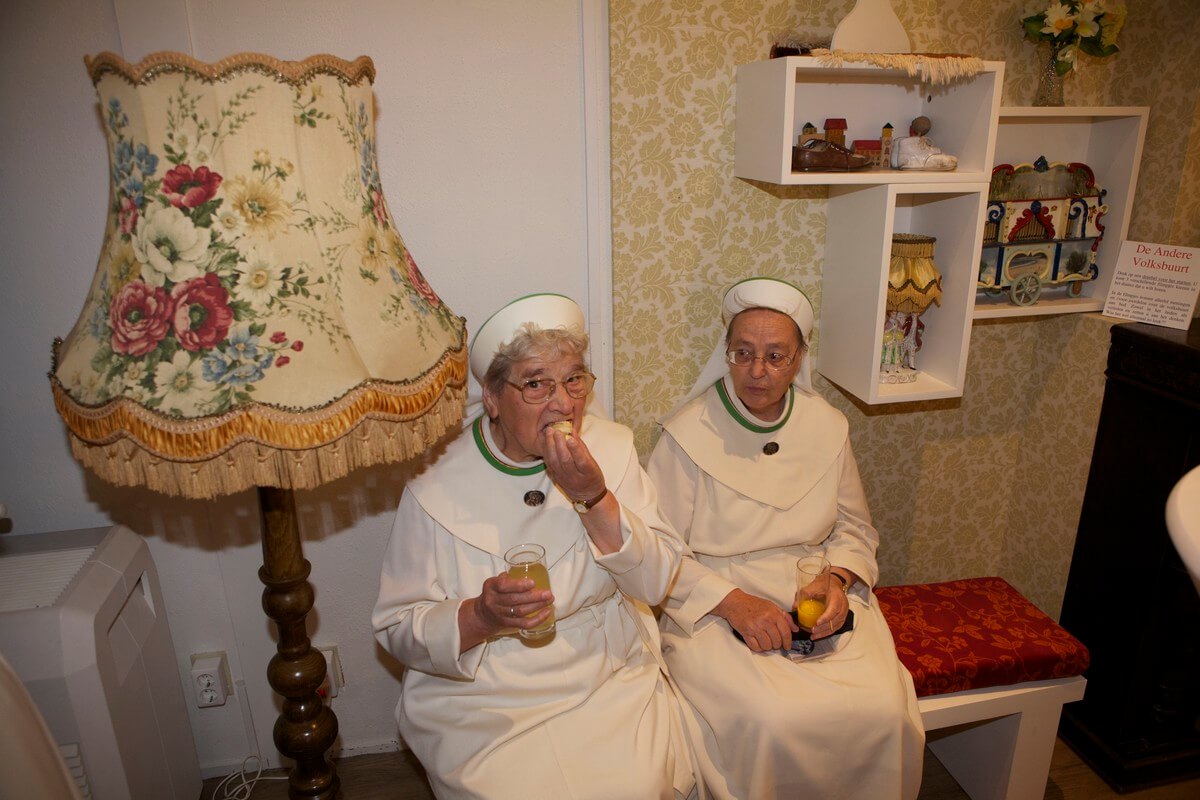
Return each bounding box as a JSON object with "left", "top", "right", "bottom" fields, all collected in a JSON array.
[{"left": 258, "top": 486, "right": 340, "bottom": 799}]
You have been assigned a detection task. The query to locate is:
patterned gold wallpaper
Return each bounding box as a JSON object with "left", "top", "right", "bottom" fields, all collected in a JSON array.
[{"left": 609, "top": 0, "right": 1200, "bottom": 618}]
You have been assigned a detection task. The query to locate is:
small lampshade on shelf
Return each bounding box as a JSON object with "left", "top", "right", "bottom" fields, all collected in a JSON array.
[
  {"left": 49, "top": 52, "right": 467, "bottom": 798},
  {"left": 880, "top": 233, "right": 942, "bottom": 384}
]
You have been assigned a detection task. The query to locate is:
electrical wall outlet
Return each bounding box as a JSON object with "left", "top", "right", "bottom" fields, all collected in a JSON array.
[
  {"left": 190, "top": 651, "right": 232, "bottom": 708},
  {"left": 316, "top": 645, "right": 343, "bottom": 701}
]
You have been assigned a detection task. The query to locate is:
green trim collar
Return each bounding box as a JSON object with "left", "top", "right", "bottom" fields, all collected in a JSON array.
[
  {"left": 472, "top": 416, "right": 546, "bottom": 476},
  {"left": 715, "top": 379, "right": 793, "bottom": 434}
]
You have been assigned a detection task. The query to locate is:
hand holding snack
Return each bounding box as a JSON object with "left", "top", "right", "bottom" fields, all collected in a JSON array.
[{"left": 543, "top": 419, "right": 606, "bottom": 513}]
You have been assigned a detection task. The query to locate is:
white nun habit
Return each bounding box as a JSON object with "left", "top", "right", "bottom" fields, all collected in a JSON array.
[
  {"left": 374, "top": 293, "right": 699, "bottom": 799},
  {"left": 648, "top": 278, "right": 925, "bottom": 800}
]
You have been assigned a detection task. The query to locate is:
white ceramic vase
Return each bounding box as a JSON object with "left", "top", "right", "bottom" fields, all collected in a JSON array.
[{"left": 831, "top": 0, "right": 912, "bottom": 54}]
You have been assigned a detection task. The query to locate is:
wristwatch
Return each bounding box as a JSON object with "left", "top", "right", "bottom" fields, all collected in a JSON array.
[
  {"left": 572, "top": 488, "right": 608, "bottom": 514},
  {"left": 829, "top": 570, "right": 850, "bottom": 593}
]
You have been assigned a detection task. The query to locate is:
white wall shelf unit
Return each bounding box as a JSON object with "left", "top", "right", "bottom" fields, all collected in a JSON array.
[
  {"left": 973, "top": 106, "right": 1148, "bottom": 320},
  {"left": 735, "top": 56, "right": 1004, "bottom": 186},
  {"left": 821, "top": 183, "right": 989, "bottom": 404},
  {"left": 734, "top": 56, "right": 1003, "bottom": 405}
]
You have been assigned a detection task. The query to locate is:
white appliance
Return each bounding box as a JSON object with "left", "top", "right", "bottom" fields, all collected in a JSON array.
[
  {"left": 0, "top": 651, "right": 83, "bottom": 799},
  {"left": 0, "top": 525, "right": 200, "bottom": 799},
  {"left": 1167, "top": 464, "right": 1200, "bottom": 594}
]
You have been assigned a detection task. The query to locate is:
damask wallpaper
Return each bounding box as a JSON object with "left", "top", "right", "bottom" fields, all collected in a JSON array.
[{"left": 609, "top": 0, "right": 1200, "bottom": 617}]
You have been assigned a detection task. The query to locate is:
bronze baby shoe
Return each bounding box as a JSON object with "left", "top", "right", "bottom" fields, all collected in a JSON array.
[{"left": 791, "top": 139, "right": 871, "bottom": 171}]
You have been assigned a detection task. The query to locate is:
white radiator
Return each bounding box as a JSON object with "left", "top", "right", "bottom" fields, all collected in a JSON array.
[{"left": 0, "top": 525, "right": 200, "bottom": 800}]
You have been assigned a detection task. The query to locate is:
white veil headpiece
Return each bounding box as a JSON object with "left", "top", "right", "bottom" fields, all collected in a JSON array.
[
  {"left": 464, "top": 293, "right": 595, "bottom": 426},
  {"left": 663, "top": 277, "right": 815, "bottom": 421}
]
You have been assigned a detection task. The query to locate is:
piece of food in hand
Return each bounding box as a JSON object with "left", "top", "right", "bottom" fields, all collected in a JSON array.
[
  {"left": 549, "top": 421, "right": 573, "bottom": 437},
  {"left": 796, "top": 598, "right": 826, "bottom": 630}
]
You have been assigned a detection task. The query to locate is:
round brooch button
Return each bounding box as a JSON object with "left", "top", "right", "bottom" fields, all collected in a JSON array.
[
  {"left": 762, "top": 442, "right": 780, "bottom": 455},
  {"left": 523, "top": 490, "right": 545, "bottom": 507}
]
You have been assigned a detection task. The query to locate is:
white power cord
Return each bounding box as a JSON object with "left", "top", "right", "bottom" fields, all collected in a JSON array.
[
  {"left": 210, "top": 754, "right": 287, "bottom": 800},
  {"left": 209, "top": 679, "right": 287, "bottom": 799}
]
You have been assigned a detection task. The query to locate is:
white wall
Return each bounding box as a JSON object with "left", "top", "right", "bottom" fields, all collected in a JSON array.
[{"left": 0, "top": 0, "right": 610, "bottom": 776}]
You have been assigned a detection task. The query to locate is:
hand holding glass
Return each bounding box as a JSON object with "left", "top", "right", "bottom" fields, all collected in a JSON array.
[
  {"left": 505, "top": 544, "right": 555, "bottom": 640},
  {"left": 795, "top": 555, "right": 829, "bottom": 631}
]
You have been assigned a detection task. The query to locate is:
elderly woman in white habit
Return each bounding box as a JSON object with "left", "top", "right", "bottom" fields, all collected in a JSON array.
[
  {"left": 649, "top": 278, "right": 925, "bottom": 800},
  {"left": 372, "top": 294, "right": 698, "bottom": 800}
]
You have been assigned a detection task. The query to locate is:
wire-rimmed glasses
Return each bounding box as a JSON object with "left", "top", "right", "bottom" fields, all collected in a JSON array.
[
  {"left": 725, "top": 349, "right": 797, "bottom": 371},
  {"left": 506, "top": 371, "right": 596, "bottom": 404}
]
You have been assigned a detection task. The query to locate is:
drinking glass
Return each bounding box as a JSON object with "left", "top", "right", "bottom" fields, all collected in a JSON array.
[
  {"left": 794, "top": 555, "right": 830, "bottom": 631},
  {"left": 504, "top": 543, "right": 555, "bottom": 640}
]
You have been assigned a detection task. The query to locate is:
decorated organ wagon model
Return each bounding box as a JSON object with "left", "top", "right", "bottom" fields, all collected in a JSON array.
[{"left": 978, "top": 156, "right": 1108, "bottom": 306}]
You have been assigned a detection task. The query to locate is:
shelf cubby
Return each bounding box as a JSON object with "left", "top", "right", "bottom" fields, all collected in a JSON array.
[
  {"left": 973, "top": 106, "right": 1148, "bottom": 320},
  {"left": 735, "top": 56, "right": 1004, "bottom": 186},
  {"left": 820, "top": 184, "right": 988, "bottom": 404}
]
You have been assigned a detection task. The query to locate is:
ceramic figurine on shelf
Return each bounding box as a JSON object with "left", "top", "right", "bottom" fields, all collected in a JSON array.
[
  {"left": 881, "top": 312, "right": 925, "bottom": 380},
  {"left": 891, "top": 115, "right": 957, "bottom": 171},
  {"left": 880, "top": 313, "right": 909, "bottom": 379},
  {"left": 881, "top": 234, "right": 942, "bottom": 384}
]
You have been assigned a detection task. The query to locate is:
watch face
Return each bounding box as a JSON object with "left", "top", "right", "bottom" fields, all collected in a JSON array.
[{"left": 573, "top": 488, "right": 606, "bottom": 513}]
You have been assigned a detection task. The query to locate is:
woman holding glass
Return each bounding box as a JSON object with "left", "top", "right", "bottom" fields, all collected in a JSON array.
[
  {"left": 648, "top": 278, "right": 924, "bottom": 799},
  {"left": 373, "top": 294, "right": 696, "bottom": 799}
]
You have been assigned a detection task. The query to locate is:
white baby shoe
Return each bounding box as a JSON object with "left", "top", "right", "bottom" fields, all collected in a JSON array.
[{"left": 891, "top": 136, "right": 958, "bottom": 170}]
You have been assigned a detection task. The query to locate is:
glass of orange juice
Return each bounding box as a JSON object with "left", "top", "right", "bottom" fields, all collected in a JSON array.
[
  {"left": 505, "top": 543, "right": 555, "bottom": 640},
  {"left": 795, "top": 555, "right": 829, "bottom": 632}
]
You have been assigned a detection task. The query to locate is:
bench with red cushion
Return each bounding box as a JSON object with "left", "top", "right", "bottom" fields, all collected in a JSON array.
[
  {"left": 875, "top": 577, "right": 1089, "bottom": 800},
  {"left": 876, "top": 576, "right": 1090, "bottom": 697}
]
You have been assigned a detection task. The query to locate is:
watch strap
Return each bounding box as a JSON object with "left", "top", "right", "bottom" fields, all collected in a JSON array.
[{"left": 573, "top": 487, "right": 608, "bottom": 512}]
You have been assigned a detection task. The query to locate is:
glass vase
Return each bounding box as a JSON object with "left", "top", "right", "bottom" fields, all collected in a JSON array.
[{"left": 1034, "top": 44, "right": 1066, "bottom": 106}]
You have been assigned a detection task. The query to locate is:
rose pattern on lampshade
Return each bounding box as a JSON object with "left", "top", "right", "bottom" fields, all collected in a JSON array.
[{"left": 51, "top": 53, "right": 467, "bottom": 498}]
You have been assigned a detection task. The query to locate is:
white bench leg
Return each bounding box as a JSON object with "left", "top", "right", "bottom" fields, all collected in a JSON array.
[
  {"left": 919, "top": 677, "right": 1086, "bottom": 800},
  {"left": 927, "top": 703, "right": 1063, "bottom": 800}
]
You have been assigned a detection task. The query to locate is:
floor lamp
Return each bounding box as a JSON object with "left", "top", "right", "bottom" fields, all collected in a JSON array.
[{"left": 49, "top": 51, "right": 466, "bottom": 799}]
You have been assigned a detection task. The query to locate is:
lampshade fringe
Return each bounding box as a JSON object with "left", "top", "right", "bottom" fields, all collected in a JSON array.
[{"left": 65, "top": 382, "right": 465, "bottom": 499}]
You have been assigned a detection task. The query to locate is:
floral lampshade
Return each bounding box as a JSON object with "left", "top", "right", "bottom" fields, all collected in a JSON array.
[{"left": 50, "top": 52, "right": 467, "bottom": 498}]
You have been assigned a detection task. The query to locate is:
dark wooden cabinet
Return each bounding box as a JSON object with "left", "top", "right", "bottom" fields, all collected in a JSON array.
[{"left": 1058, "top": 319, "right": 1200, "bottom": 791}]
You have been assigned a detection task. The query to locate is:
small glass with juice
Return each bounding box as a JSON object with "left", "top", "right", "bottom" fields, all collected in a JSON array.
[
  {"left": 795, "top": 555, "right": 830, "bottom": 631},
  {"left": 505, "top": 543, "right": 555, "bottom": 640}
]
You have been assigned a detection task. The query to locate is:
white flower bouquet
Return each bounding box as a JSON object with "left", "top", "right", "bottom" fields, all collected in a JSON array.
[{"left": 1022, "top": 0, "right": 1127, "bottom": 75}]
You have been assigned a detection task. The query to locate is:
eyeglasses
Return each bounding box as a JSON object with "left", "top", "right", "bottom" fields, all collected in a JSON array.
[
  {"left": 725, "top": 349, "right": 797, "bottom": 371},
  {"left": 506, "top": 371, "right": 596, "bottom": 404}
]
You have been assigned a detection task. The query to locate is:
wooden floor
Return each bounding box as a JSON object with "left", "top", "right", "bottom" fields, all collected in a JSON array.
[{"left": 201, "top": 737, "right": 1200, "bottom": 799}]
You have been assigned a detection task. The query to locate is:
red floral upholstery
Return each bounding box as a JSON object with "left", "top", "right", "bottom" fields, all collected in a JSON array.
[{"left": 876, "top": 577, "right": 1090, "bottom": 698}]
